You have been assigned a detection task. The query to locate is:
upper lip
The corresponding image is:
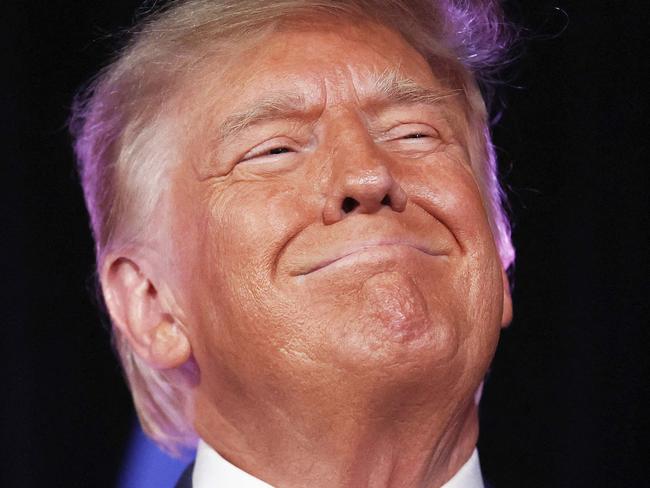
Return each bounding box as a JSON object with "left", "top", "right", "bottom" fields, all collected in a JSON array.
[{"left": 292, "top": 237, "right": 446, "bottom": 276}]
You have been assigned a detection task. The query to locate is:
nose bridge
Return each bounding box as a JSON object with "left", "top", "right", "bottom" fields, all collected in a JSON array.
[
  {"left": 332, "top": 114, "right": 388, "bottom": 181},
  {"left": 322, "top": 112, "right": 407, "bottom": 224}
]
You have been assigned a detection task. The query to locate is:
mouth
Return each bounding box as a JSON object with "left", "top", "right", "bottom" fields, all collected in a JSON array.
[{"left": 294, "top": 240, "right": 445, "bottom": 276}]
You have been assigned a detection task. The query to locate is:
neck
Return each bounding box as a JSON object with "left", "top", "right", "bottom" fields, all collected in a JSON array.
[{"left": 195, "top": 385, "right": 479, "bottom": 488}]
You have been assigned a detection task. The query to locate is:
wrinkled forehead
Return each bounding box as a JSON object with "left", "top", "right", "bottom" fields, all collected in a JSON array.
[
  {"left": 174, "top": 17, "right": 468, "bottom": 117},
  {"left": 167, "top": 18, "right": 474, "bottom": 162}
]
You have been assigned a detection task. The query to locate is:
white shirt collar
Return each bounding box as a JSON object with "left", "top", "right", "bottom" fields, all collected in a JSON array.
[
  {"left": 193, "top": 439, "right": 273, "bottom": 488},
  {"left": 441, "top": 449, "right": 485, "bottom": 488},
  {"left": 193, "top": 439, "right": 484, "bottom": 488}
]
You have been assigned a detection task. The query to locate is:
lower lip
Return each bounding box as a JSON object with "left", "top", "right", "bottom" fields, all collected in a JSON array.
[{"left": 304, "top": 244, "right": 440, "bottom": 276}]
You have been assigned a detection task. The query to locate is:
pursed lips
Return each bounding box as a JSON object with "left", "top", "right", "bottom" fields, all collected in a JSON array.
[{"left": 293, "top": 239, "right": 447, "bottom": 276}]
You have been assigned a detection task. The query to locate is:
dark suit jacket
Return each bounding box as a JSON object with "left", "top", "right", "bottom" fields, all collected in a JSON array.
[{"left": 174, "top": 462, "right": 194, "bottom": 488}]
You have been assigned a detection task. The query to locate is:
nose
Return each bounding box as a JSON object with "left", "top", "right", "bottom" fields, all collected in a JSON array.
[{"left": 322, "top": 155, "right": 408, "bottom": 225}]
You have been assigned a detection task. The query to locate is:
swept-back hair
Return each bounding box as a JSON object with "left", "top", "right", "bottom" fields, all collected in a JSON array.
[{"left": 70, "top": 0, "right": 516, "bottom": 455}]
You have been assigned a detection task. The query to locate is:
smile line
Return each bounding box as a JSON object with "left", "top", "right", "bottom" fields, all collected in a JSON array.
[{"left": 298, "top": 242, "right": 442, "bottom": 276}]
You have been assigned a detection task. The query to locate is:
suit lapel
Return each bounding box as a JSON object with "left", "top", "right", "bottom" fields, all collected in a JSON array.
[{"left": 174, "top": 462, "right": 194, "bottom": 488}]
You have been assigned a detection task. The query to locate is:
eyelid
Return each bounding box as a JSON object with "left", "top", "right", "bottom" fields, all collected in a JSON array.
[
  {"left": 240, "top": 137, "right": 298, "bottom": 162},
  {"left": 385, "top": 123, "right": 440, "bottom": 140}
]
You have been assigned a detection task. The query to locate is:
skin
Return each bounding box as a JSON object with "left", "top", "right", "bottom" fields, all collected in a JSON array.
[{"left": 103, "top": 18, "right": 512, "bottom": 488}]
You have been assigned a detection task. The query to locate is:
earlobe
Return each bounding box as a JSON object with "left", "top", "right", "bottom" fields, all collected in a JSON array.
[
  {"left": 148, "top": 320, "right": 192, "bottom": 369},
  {"left": 101, "top": 255, "right": 191, "bottom": 370},
  {"left": 500, "top": 267, "right": 513, "bottom": 328}
]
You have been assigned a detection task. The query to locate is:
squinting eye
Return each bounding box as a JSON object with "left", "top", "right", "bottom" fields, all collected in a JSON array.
[
  {"left": 240, "top": 142, "right": 295, "bottom": 163},
  {"left": 380, "top": 123, "right": 441, "bottom": 155},
  {"left": 384, "top": 123, "right": 439, "bottom": 143}
]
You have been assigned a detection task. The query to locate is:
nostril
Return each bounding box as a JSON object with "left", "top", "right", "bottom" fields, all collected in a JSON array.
[
  {"left": 380, "top": 194, "right": 391, "bottom": 206},
  {"left": 342, "top": 197, "right": 359, "bottom": 214}
]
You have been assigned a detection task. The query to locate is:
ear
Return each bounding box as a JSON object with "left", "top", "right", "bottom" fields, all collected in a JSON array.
[
  {"left": 101, "top": 255, "right": 191, "bottom": 369},
  {"left": 500, "top": 267, "right": 513, "bottom": 328}
]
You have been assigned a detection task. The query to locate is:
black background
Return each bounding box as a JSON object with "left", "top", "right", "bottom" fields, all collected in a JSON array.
[{"left": 2, "top": 1, "right": 648, "bottom": 487}]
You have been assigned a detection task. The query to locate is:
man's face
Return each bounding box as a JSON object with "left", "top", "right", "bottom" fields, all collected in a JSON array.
[{"left": 166, "top": 20, "right": 509, "bottom": 420}]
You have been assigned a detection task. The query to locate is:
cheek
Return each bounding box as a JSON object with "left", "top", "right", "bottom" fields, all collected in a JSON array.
[
  {"left": 169, "top": 178, "right": 313, "bottom": 379},
  {"left": 407, "top": 153, "right": 494, "bottom": 256},
  {"left": 188, "top": 179, "right": 319, "bottom": 332},
  {"left": 207, "top": 180, "right": 313, "bottom": 275},
  {"left": 405, "top": 154, "right": 504, "bottom": 325}
]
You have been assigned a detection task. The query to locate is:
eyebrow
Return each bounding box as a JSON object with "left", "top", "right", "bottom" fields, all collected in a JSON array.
[
  {"left": 365, "top": 67, "right": 461, "bottom": 108},
  {"left": 218, "top": 92, "right": 308, "bottom": 142},
  {"left": 217, "top": 69, "right": 460, "bottom": 143}
]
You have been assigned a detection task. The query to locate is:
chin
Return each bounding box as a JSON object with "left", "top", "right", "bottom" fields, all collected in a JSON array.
[{"left": 319, "top": 309, "right": 463, "bottom": 380}]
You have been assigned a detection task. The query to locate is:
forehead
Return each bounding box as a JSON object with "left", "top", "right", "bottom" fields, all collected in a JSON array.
[{"left": 181, "top": 19, "right": 449, "bottom": 116}]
